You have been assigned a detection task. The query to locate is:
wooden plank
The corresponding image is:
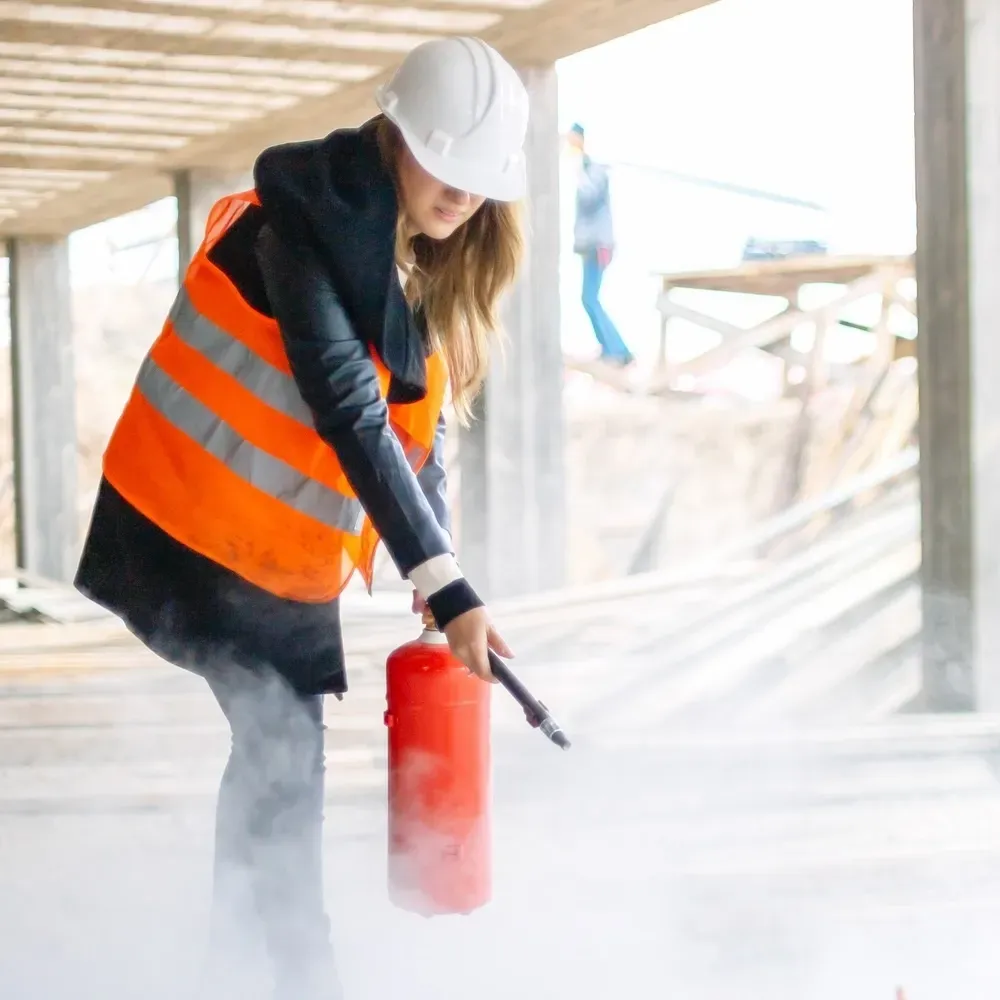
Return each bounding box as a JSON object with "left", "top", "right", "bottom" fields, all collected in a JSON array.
[
  {"left": 752, "top": 584, "right": 921, "bottom": 719},
  {"left": 563, "top": 355, "right": 643, "bottom": 393},
  {"left": 0, "top": 165, "right": 109, "bottom": 182},
  {"left": 41, "top": 0, "right": 502, "bottom": 34},
  {"left": 0, "top": 71, "right": 321, "bottom": 102},
  {"left": 0, "top": 124, "right": 186, "bottom": 148},
  {"left": 0, "top": 40, "right": 380, "bottom": 78},
  {"left": 0, "top": 108, "right": 227, "bottom": 134},
  {"left": 654, "top": 293, "right": 748, "bottom": 340},
  {"left": 0, "top": 92, "right": 263, "bottom": 119},
  {"left": 800, "top": 285, "right": 901, "bottom": 499},
  {"left": 652, "top": 269, "right": 894, "bottom": 383},
  {"left": 0, "top": 0, "right": 717, "bottom": 238},
  {"left": 0, "top": 11, "right": 431, "bottom": 57},
  {"left": 655, "top": 254, "right": 915, "bottom": 296},
  {"left": 595, "top": 535, "right": 921, "bottom": 730},
  {"left": 488, "top": 451, "right": 919, "bottom": 619}
]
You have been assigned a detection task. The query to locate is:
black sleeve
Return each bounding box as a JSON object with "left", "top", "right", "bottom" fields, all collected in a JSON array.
[
  {"left": 415, "top": 412, "right": 452, "bottom": 543},
  {"left": 253, "top": 223, "right": 481, "bottom": 625}
]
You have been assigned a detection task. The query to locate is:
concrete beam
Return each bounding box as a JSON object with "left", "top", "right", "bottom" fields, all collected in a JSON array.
[
  {"left": 174, "top": 168, "right": 253, "bottom": 274},
  {"left": 913, "top": 0, "right": 1000, "bottom": 710},
  {"left": 458, "top": 65, "right": 566, "bottom": 601},
  {"left": 7, "top": 236, "right": 77, "bottom": 582}
]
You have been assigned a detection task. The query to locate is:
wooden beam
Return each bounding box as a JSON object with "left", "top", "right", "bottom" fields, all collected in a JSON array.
[
  {"left": 563, "top": 356, "right": 643, "bottom": 394},
  {"left": 0, "top": 66, "right": 377, "bottom": 235},
  {"left": 0, "top": 146, "right": 157, "bottom": 167},
  {"left": 0, "top": 125, "right": 187, "bottom": 149},
  {"left": 0, "top": 76, "right": 303, "bottom": 108},
  {"left": 654, "top": 293, "right": 749, "bottom": 341},
  {"left": 1, "top": 163, "right": 174, "bottom": 235},
  {"left": 478, "top": 0, "right": 716, "bottom": 65},
  {"left": 0, "top": 40, "right": 380, "bottom": 79},
  {"left": 657, "top": 269, "right": 894, "bottom": 382},
  {"left": 655, "top": 255, "right": 915, "bottom": 297},
  {"left": 0, "top": 193, "right": 50, "bottom": 206},
  {"left": 0, "top": 0, "right": 721, "bottom": 237},
  {"left": 42, "top": 0, "right": 503, "bottom": 34},
  {"left": 0, "top": 11, "right": 431, "bottom": 58},
  {"left": 0, "top": 109, "right": 229, "bottom": 135},
  {"left": 0, "top": 57, "right": 345, "bottom": 95},
  {"left": 0, "top": 166, "right": 110, "bottom": 184},
  {"left": 1, "top": 0, "right": 691, "bottom": 71},
  {"left": 0, "top": 92, "right": 263, "bottom": 121}
]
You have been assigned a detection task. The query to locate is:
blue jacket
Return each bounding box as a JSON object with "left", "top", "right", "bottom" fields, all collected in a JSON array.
[{"left": 573, "top": 156, "right": 615, "bottom": 254}]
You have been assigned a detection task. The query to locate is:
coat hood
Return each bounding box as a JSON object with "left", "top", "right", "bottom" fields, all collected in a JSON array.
[{"left": 253, "top": 117, "right": 429, "bottom": 402}]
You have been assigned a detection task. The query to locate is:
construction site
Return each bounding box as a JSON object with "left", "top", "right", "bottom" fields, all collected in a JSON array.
[{"left": 0, "top": 0, "right": 995, "bottom": 996}]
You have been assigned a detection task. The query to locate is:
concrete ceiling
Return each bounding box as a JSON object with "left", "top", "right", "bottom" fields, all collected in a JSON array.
[{"left": 0, "top": 0, "right": 716, "bottom": 239}]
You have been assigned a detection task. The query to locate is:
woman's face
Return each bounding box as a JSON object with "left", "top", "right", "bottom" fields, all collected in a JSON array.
[{"left": 397, "top": 143, "right": 486, "bottom": 240}]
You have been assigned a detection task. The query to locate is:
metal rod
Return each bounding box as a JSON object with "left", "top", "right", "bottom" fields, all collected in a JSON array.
[{"left": 609, "top": 159, "right": 829, "bottom": 212}]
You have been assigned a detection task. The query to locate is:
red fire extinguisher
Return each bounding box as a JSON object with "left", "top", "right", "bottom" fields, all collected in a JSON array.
[{"left": 384, "top": 611, "right": 491, "bottom": 917}]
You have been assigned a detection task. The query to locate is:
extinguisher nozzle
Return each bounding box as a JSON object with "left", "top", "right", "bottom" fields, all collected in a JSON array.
[
  {"left": 540, "top": 717, "right": 572, "bottom": 750},
  {"left": 487, "top": 650, "right": 572, "bottom": 751}
]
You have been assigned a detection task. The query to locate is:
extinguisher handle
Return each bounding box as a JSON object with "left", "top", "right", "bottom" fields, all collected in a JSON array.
[{"left": 487, "top": 651, "right": 572, "bottom": 751}]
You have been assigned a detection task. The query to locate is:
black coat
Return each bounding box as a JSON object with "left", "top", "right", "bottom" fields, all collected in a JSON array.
[{"left": 75, "top": 119, "right": 467, "bottom": 697}]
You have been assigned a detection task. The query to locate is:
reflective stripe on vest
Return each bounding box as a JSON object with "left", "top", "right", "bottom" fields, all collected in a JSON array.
[
  {"left": 167, "top": 285, "right": 315, "bottom": 430},
  {"left": 135, "top": 355, "right": 364, "bottom": 535},
  {"left": 102, "top": 188, "right": 447, "bottom": 602}
]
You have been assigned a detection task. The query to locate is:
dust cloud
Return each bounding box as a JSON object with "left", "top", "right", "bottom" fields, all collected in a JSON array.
[{"left": 2, "top": 675, "right": 1000, "bottom": 1000}]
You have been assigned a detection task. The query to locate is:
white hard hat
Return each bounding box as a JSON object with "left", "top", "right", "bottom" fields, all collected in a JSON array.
[{"left": 375, "top": 36, "right": 529, "bottom": 202}]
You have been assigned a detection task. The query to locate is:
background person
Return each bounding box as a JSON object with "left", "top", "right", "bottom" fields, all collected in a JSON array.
[{"left": 568, "top": 122, "right": 634, "bottom": 367}]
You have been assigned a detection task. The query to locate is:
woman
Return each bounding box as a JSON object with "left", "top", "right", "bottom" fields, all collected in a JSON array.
[{"left": 74, "top": 36, "right": 529, "bottom": 1000}]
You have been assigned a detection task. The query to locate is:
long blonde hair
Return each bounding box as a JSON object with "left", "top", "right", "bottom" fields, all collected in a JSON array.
[{"left": 375, "top": 115, "right": 524, "bottom": 424}]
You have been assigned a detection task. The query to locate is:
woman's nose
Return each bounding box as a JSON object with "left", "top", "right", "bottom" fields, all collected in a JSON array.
[{"left": 444, "top": 187, "right": 471, "bottom": 205}]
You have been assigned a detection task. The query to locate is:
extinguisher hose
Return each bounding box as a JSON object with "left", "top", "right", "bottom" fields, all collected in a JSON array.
[{"left": 487, "top": 650, "right": 572, "bottom": 750}]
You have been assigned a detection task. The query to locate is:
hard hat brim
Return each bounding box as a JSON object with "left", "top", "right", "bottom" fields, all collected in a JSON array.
[{"left": 378, "top": 100, "right": 526, "bottom": 203}]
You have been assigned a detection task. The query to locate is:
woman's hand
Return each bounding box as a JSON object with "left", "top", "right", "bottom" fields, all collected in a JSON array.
[{"left": 442, "top": 606, "right": 513, "bottom": 683}]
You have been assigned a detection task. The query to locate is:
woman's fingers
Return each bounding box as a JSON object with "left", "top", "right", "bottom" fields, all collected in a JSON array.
[{"left": 486, "top": 625, "right": 514, "bottom": 660}]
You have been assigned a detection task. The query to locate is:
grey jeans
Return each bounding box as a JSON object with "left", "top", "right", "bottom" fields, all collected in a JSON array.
[{"left": 204, "top": 667, "right": 343, "bottom": 1000}]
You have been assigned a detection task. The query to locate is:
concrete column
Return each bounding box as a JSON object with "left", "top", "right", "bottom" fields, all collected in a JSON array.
[
  {"left": 458, "top": 65, "right": 565, "bottom": 600},
  {"left": 174, "top": 168, "right": 253, "bottom": 274},
  {"left": 7, "top": 237, "right": 77, "bottom": 582},
  {"left": 913, "top": 0, "right": 1000, "bottom": 710}
]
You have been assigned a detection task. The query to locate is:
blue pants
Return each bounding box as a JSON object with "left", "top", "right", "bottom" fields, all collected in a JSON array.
[
  {"left": 581, "top": 252, "right": 632, "bottom": 362},
  {"left": 204, "top": 667, "right": 342, "bottom": 1000}
]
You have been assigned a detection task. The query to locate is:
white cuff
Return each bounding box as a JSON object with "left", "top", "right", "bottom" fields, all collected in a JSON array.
[{"left": 408, "top": 553, "right": 463, "bottom": 600}]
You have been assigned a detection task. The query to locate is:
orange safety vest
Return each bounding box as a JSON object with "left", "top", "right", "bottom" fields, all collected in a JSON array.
[{"left": 103, "top": 190, "right": 448, "bottom": 602}]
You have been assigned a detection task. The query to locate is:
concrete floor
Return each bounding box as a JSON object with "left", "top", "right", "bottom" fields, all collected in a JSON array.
[
  {"left": 2, "top": 730, "right": 1000, "bottom": 1000},
  {"left": 0, "top": 575, "right": 996, "bottom": 1000}
]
